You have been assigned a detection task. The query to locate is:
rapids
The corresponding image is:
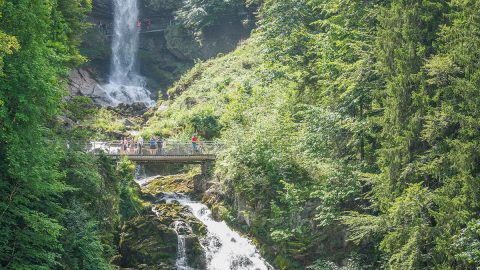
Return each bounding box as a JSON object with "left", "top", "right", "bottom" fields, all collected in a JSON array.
[{"left": 160, "top": 193, "right": 274, "bottom": 270}]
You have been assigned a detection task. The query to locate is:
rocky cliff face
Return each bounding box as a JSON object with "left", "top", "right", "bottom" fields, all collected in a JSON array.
[{"left": 69, "top": 0, "right": 254, "bottom": 103}]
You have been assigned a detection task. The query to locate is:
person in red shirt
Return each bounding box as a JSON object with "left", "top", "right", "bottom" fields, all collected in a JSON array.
[{"left": 191, "top": 135, "right": 199, "bottom": 153}]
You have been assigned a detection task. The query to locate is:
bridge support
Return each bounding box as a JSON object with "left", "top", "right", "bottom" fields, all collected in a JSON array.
[
  {"left": 201, "top": 162, "right": 209, "bottom": 176},
  {"left": 194, "top": 162, "right": 211, "bottom": 192}
]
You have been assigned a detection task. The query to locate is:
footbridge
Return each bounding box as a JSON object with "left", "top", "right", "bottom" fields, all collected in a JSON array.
[
  {"left": 87, "top": 141, "right": 224, "bottom": 164},
  {"left": 95, "top": 19, "right": 178, "bottom": 37}
]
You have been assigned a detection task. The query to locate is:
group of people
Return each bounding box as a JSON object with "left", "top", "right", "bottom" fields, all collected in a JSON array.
[
  {"left": 136, "top": 18, "right": 152, "bottom": 30},
  {"left": 120, "top": 135, "right": 162, "bottom": 155},
  {"left": 96, "top": 18, "right": 156, "bottom": 36},
  {"left": 119, "top": 135, "right": 201, "bottom": 155}
]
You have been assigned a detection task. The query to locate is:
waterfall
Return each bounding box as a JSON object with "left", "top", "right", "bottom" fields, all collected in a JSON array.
[
  {"left": 161, "top": 193, "right": 274, "bottom": 270},
  {"left": 98, "top": 0, "right": 154, "bottom": 106},
  {"left": 173, "top": 221, "right": 194, "bottom": 270}
]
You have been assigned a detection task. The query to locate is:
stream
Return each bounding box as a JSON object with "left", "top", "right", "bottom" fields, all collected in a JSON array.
[{"left": 137, "top": 177, "right": 274, "bottom": 270}]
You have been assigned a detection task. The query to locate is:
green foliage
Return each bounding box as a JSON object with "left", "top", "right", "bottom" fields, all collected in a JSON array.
[
  {"left": 153, "top": 0, "right": 480, "bottom": 269},
  {"left": 65, "top": 96, "right": 97, "bottom": 122},
  {"left": 176, "top": 0, "right": 247, "bottom": 39},
  {"left": 58, "top": 204, "right": 111, "bottom": 270},
  {"left": 307, "top": 257, "right": 361, "bottom": 270},
  {"left": 380, "top": 184, "right": 435, "bottom": 269},
  {"left": 0, "top": 1, "right": 136, "bottom": 269},
  {"left": 375, "top": 0, "right": 447, "bottom": 203},
  {"left": 91, "top": 107, "right": 125, "bottom": 134},
  {"left": 1, "top": 0, "right": 480, "bottom": 269},
  {"left": 0, "top": 0, "right": 85, "bottom": 267},
  {"left": 117, "top": 158, "right": 144, "bottom": 221},
  {"left": 0, "top": 28, "right": 19, "bottom": 74},
  {"left": 190, "top": 106, "right": 222, "bottom": 139},
  {"left": 144, "top": 38, "right": 263, "bottom": 139},
  {"left": 451, "top": 219, "right": 480, "bottom": 267},
  {"left": 58, "top": 148, "right": 144, "bottom": 270}
]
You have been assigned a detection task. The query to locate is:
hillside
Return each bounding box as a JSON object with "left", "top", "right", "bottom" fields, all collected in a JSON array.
[{"left": 143, "top": 1, "right": 480, "bottom": 269}]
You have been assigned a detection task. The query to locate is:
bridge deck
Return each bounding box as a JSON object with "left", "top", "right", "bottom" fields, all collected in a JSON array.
[
  {"left": 106, "top": 154, "right": 215, "bottom": 164},
  {"left": 88, "top": 141, "right": 223, "bottom": 164},
  {"left": 105, "top": 29, "right": 166, "bottom": 37}
]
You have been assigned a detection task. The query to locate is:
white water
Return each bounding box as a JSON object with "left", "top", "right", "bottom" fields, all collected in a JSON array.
[
  {"left": 161, "top": 193, "right": 274, "bottom": 270},
  {"left": 98, "top": 0, "right": 154, "bottom": 106},
  {"left": 173, "top": 221, "right": 194, "bottom": 270}
]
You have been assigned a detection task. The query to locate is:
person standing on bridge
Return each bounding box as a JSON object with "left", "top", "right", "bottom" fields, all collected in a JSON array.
[
  {"left": 192, "top": 135, "right": 199, "bottom": 153},
  {"left": 138, "top": 136, "right": 144, "bottom": 154},
  {"left": 145, "top": 18, "right": 152, "bottom": 30},
  {"left": 128, "top": 136, "right": 135, "bottom": 154},
  {"left": 121, "top": 137, "right": 128, "bottom": 154},
  {"left": 157, "top": 136, "right": 163, "bottom": 155},
  {"left": 149, "top": 137, "right": 157, "bottom": 155}
]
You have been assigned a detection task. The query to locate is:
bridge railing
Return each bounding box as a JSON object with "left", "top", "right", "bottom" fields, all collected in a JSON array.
[
  {"left": 86, "top": 141, "right": 225, "bottom": 156},
  {"left": 95, "top": 20, "right": 179, "bottom": 36}
]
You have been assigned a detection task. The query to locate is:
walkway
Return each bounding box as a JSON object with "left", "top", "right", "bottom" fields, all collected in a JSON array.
[
  {"left": 95, "top": 19, "right": 178, "bottom": 37},
  {"left": 87, "top": 141, "right": 224, "bottom": 164}
]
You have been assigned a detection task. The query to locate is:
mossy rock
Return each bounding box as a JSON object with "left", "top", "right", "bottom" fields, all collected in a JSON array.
[
  {"left": 210, "top": 203, "right": 232, "bottom": 222},
  {"left": 153, "top": 203, "right": 207, "bottom": 237},
  {"left": 118, "top": 215, "right": 177, "bottom": 268},
  {"left": 143, "top": 174, "right": 195, "bottom": 194},
  {"left": 184, "top": 235, "right": 207, "bottom": 269}
]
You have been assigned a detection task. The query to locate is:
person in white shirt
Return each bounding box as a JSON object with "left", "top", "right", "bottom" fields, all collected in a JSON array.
[{"left": 137, "top": 136, "right": 144, "bottom": 154}]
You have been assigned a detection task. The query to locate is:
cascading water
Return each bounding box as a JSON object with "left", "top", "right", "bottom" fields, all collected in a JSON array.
[
  {"left": 98, "top": 0, "right": 154, "bottom": 106},
  {"left": 161, "top": 193, "right": 274, "bottom": 270},
  {"left": 173, "top": 221, "right": 193, "bottom": 270}
]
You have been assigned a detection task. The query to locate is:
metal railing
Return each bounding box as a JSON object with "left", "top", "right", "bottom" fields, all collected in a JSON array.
[
  {"left": 86, "top": 141, "right": 225, "bottom": 157},
  {"left": 95, "top": 20, "right": 179, "bottom": 36}
]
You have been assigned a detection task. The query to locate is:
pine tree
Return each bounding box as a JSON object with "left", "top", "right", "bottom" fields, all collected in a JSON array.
[
  {"left": 375, "top": 0, "right": 446, "bottom": 203},
  {"left": 423, "top": 0, "right": 480, "bottom": 267},
  {"left": 373, "top": 0, "right": 448, "bottom": 268}
]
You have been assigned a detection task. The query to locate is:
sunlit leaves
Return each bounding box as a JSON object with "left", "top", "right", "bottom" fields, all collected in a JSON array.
[{"left": 176, "top": 0, "right": 246, "bottom": 39}]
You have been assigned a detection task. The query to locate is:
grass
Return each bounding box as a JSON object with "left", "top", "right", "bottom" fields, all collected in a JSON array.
[{"left": 142, "top": 36, "right": 264, "bottom": 140}]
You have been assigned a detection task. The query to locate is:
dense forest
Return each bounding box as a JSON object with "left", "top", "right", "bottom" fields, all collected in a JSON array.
[
  {"left": 145, "top": 0, "right": 480, "bottom": 269},
  {"left": 0, "top": 1, "right": 142, "bottom": 269},
  {"left": 1, "top": 0, "right": 480, "bottom": 269}
]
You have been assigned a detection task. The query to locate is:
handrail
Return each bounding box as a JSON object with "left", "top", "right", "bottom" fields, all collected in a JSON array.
[
  {"left": 86, "top": 140, "right": 225, "bottom": 157},
  {"left": 96, "top": 20, "right": 179, "bottom": 36}
]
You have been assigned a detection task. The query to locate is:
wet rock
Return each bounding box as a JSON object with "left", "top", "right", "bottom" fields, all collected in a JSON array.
[
  {"left": 111, "top": 103, "right": 150, "bottom": 117},
  {"left": 231, "top": 255, "right": 253, "bottom": 269},
  {"left": 184, "top": 235, "right": 207, "bottom": 269},
  {"left": 68, "top": 68, "right": 102, "bottom": 97},
  {"left": 118, "top": 215, "right": 177, "bottom": 269},
  {"left": 152, "top": 203, "right": 207, "bottom": 237},
  {"left": 173, "top": 221, "right": 190, "bottom": 235},
  {"left": 202, "top": 235, "right": 222, "bottom": 254},
  {"left": 141, "top": 193, "right": 156, "bottom": 203}
]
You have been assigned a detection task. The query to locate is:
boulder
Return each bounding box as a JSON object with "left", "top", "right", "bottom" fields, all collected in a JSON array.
[
  {"left": 118, "top": 215, "right": 177, "bottom": 269},
  {"left": 68, "top": 68, "right": 104, "bottom": 97}
]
